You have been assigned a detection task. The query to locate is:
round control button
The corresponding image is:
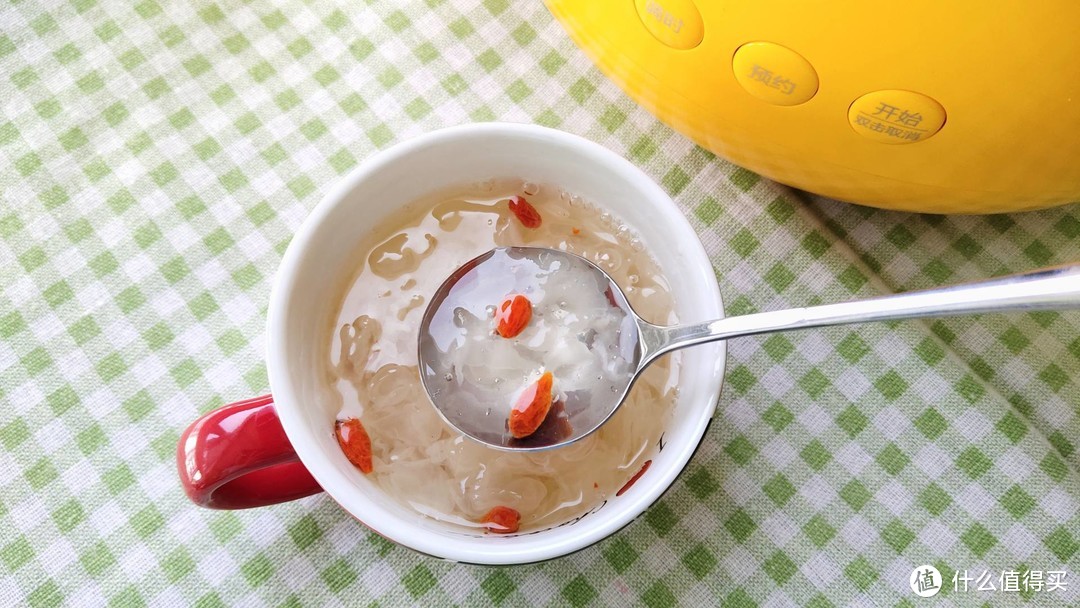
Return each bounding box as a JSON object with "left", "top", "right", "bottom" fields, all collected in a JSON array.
[
  {"left": 848, "top": 90, "right": 946, "bottom": 144},
  {"left": 732, "top": 42, "right": 819, "bottom": 106},
  {"left": 635, "top": 0, "right": 704, "bottom": 50}
]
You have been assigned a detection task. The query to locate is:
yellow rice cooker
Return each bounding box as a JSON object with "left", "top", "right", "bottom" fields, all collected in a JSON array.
[{"left": 546, "top": 0, "right": 1080, "bottom": 214}]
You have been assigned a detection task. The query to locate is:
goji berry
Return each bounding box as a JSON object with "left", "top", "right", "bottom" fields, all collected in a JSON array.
[
  {"left": 508, "top": 195, "right": 542, "bottom": 229},
  {"left": 335, "top": 418, "right": 373, "bottom": 474},
  {"left": 507, "top": 399, "right": 572, "bottom": 448},
  {"left": 481, "top": 505, "right": 521, "bottom": 534},
  {"left": 508, "top": 371, "right": 554, "bottom": 439},
  {"left": 495, "top": 294, "right": 532, "bottom": 338}
]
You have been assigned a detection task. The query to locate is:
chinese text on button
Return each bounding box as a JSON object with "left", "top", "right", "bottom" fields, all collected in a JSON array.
[{"left": 748, "top": 64, "right": 796, "bottom": 95}]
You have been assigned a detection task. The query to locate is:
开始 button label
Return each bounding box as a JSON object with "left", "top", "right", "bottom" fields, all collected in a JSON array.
[{"left": 848, "top": 90, "right": 946, "bottom": 144}]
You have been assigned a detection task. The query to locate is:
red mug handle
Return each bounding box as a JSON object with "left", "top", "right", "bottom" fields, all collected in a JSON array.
[{"left": 176, "top": 394, "right": 323, "bottom": 509}]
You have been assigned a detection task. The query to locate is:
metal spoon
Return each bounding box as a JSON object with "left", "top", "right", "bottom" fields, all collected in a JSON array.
[{"left": 419, "top": 246, "right": 1080, "bottom": 451}]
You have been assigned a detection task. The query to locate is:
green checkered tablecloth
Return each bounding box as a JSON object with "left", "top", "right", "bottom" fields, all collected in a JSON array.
[{"left": 2, "top": 0, "right": 1079, "bottom": 606}]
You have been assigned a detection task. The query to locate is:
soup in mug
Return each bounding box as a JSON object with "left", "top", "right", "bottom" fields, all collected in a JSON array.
[{"left": 327, "top": 179, "right": 681, "bottom": 533}]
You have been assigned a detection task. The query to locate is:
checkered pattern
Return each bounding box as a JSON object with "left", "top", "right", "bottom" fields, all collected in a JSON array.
[{"left": 2, "top": 0, "right": 1078, "bottom": 606}]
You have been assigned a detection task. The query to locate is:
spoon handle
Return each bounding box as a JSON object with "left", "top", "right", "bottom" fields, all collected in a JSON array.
[{"left": 639, "top": 262, "right": 1080, "bottom": 365}]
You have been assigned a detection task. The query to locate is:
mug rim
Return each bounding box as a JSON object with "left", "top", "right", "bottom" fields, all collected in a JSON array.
[{"left": 266, "top": 122, "right": 726, "bottom": 564}]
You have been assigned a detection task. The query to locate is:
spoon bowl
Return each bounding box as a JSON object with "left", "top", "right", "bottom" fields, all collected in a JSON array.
[
  {"left": 420, "top": 247, "right": 1080, "bottom": 451},
  {"left": 418, "top": 247, "right": 643, "bottom": 450}
]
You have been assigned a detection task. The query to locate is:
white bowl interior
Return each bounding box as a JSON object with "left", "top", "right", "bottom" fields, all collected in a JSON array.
[{"left": 267, "top": 123, "right": 725, "bottom": 564}]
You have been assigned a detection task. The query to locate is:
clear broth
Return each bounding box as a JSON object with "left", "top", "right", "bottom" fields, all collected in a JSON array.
[{"left": 327, "top": 179, "right": 681, "bottom": 532}]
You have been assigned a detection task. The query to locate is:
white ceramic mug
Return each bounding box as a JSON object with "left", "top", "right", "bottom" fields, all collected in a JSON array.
[{"left": 176, "top": 123, "right": 726, "bottom": 564}]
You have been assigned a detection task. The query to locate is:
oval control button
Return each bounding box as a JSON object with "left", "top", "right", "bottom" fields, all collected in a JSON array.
[
  {"left": 732, "top": 42, "right": 819, "bottom": 106},
  {"left": 635, "top": 0, "right": 704, "bottom": 50},
  {"left": 848, "top": 90, "right": 946, "bottom": 144}
]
